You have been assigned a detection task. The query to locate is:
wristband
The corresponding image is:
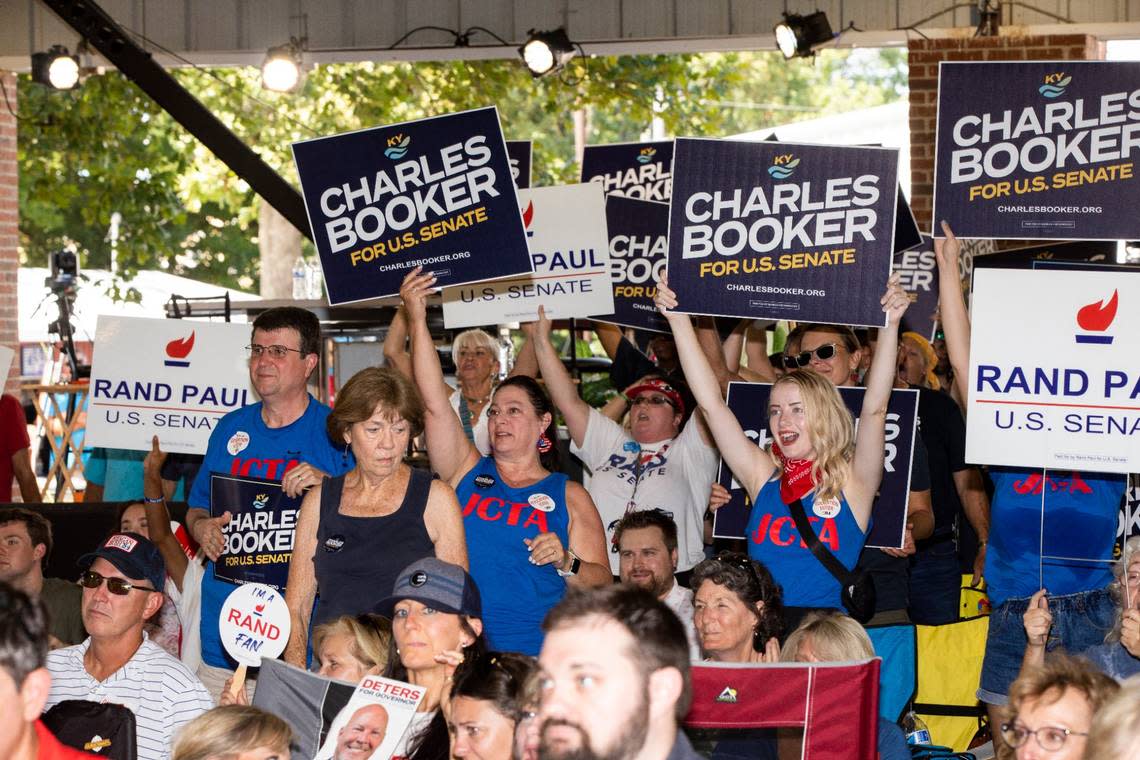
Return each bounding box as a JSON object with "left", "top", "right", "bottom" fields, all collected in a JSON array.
[{"left": 143, "top": 495, "right": 164, "bottom": 504}]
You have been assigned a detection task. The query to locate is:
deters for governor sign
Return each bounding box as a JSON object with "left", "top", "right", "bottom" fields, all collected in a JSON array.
[
  {"left": 667, "top": 138, "right": 898, "bottom": 327},
  {"left": 592, "top": 195, "right": 671, "bottom": 334},
  {"left": 934, "top": 61, "right": 1140, "bottom": 240},
  {"left": 581, "top": 140, "right": 674, "bottom": 200},
  {"left": 88, "top": 316, "right": 254, "bottom": 454},
  {"left": 441, "top": 183, "right": 613, "bottom": 328},
  {"left": 293, "top": 106, "right": 533, "bottom": 304},
  {"left": 713, "top": 382, "right": 919, "bottom": 550},
  {"left": 966, "top": 268, "right": 1140, "bottom": 474}
]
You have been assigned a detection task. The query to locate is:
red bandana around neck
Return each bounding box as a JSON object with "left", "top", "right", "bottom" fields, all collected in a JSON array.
[{"left": 771, "top": 440, "right": 818, "bottom": 504}]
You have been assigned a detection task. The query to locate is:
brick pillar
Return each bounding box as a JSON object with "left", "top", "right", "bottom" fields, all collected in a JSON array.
[
  {"left": 0, "top": 72, "right": 19, "bottom": 395},
  {"left": 908, "top": 34, "right": 1106, "bottom": 233}
]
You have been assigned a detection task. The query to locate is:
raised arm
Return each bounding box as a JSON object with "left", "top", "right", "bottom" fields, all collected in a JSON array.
[
  {"left": 283, "top": 484, "right": 321, "bottom": 668},
  {"left": 934, "top": 221, "right": 971, "bottom": 407},
  {"left": 723, "top": 320, "right": 746, "bottom": 374},
  {"left": 654, "top": 274, "right": 776, "bottom": 498},
  {"left": 591, "top": 321, "right": 624, "bottom": 361},
  {"left": 744, "top": 324, "right": 778, "bottom": 383},
  {"left": 401, "top": 268, "right": 480, "bottom": 486},
  {"left": 849, "top": 274, "right": 909, "bottom": 528},
  {"left": 509, "top": 327, "right": 538, "bottom": 379},
  {"left": 424, "top": 479, "right": 469, "bottom": 569},
  {"left": 694, "top": 316, "right": 742, "bottom": 394},
  {"left": 142, "top": 436, "right": 188, "bottom": 589},
  {"left": 530, "top": 307, "right": 592, "bottom": 448},
  {"left": 382, "top": 305, "right": 414, "bottom": 381}
]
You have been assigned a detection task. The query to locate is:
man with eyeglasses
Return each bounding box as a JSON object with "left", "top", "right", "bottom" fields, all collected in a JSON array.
[
  {"left": 44, "top": 533, "right": 212, "bottom": 759},
  {"left": 183, "top": 306, "right": 354, "bottom": 699},
  {"left": 536, "top": 584, "right": 700, "bottom": 760}
]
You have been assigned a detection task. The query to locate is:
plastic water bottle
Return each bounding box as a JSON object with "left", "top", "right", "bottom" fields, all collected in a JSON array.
[
  {"left": 903, "top": 711, "right": 932, "bottom": 745},
  {"left": 291, "top": 256, "right": 307, "bottom": 299},
  {"left": 306, "top": 257, "right": 323, "bottom": 300}
]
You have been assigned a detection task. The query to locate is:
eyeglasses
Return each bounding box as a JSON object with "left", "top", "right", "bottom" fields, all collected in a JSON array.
[
  {"left": 246, "top": 344, "right": 306, "bottom": 359},
  {"left": 78, "top": 570, "right": 157, "bottom": 595},
  {"left": 782, "top": 343, "right": 839, "bottom": 370},
  {"left": 1000, "top": 722, "right": 1088, "bottom": 751},
  {"left": 630, "top": 395, "right": 676, "bottom": 409}
]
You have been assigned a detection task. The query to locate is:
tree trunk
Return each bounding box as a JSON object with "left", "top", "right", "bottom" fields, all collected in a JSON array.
[{"left": 258, "top": 197, "right": 302, "bottom": 298}]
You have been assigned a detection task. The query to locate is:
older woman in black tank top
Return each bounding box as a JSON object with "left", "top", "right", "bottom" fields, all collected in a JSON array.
[{"left": 283, "top": 367, "right": 468, "bottom": 668}]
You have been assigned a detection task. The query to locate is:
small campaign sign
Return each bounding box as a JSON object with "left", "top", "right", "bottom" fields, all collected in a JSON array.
[
  {"left": 667, "top": 138, "right": 898, "bottom": 327},
  {"left": 966, "top": 268, "right": 1140, "bottom": 473},
  {"left": 211, "top": 475, "right": 301, "bottom": 591},
  {"left": 592, "top": 195, "right": 671, "bottom": 333},
  {"left": 292, "top": 106, "right": 533, "bottom": 304},
  {"left": 507, "top": 140, "right": 533, "bottom": 189},
  {"left": 894, "top": 235, "right": 940, "bottom": 341},
  {"left": 87, "top": 316, "right": 254, "bottom": 454},
  {"left": 218, "top": 582, "right": 291, "bottom": 667},
  {"left": 440, "top": 183, "right": 613, "bottom": 328},
  {"left": 713, "top": 382, "right": 918, "bottom": 550},
  {"left": 313, "top": 675, "right": 427, "bottom": 760},
  {"left": 581, "top": 140, "right": 674, "bottom": 200},
  {"left": 933, "top": 61, "right": 1140, "bottom": 240}
]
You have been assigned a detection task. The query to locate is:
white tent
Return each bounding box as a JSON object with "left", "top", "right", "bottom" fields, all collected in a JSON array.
[{"left": 20, "top": 268, "right": 256, "bottom": 344}]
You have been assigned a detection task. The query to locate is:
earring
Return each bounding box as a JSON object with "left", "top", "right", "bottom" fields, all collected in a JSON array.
[{"left": 537, "top": 433, "right": 553, "bottom": 453}]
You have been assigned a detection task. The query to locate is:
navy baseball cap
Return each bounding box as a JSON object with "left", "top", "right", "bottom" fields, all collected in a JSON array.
[
  {"left": 79, "top": 532, "right": 166, "bottom": 592},
  {"left": 374, "top": 558, "right": 482, "bottom": 619}
]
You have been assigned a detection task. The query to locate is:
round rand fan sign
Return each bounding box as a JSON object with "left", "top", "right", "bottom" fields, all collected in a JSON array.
[{"left": 218, "top": 582, "right": 291, "bottom": 667}]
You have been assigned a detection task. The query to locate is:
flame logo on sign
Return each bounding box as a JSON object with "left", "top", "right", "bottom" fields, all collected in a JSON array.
[
  {"left": 1038, "top": 72, "right": 1071, "bottom": 98},
  {"left": 253, "top": 494, "right": 269, "bottom": 510},
  {"left": 1075, "top": 290, "right": 1117, "bottom": 344},
  {"left": 164, "top": 331, "right": 194, "bottom": 367},
  {"left": 522, "top": 200, "right": 535, "bottom": 237},
  {"left": 254, "top": 602, "right": 265, "bottom": 616},
  {"left": 637, "top": 146, "right": 657, "bottom": 164}
]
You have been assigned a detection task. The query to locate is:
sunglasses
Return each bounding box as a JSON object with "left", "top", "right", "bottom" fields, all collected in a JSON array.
[
  {"left": 717, "top": 553, "right": 763, "bottom": 590},
  {"left": 78, "top": 570, "right": 157, "bottom": 596},
  {"left": 782, "top": 343, "right": 839, "bottom": 369}
]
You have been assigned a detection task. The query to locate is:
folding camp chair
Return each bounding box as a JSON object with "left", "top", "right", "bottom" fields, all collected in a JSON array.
[
  {"left": 914, "top": 616, "right": 990, "bottom": 752},
  {"left": 867, "top": 623, "right": 917, "bottom": 723},
  {"left": 685, "top": 659, "right": 881, "bottom": 759}
]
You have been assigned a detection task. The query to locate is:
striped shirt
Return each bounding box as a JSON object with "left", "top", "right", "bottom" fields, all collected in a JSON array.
[{"left": 44, "top": 633, "right": 214, "bottom": 760}]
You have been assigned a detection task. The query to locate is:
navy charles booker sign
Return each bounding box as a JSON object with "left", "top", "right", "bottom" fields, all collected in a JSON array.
[
  {"left": 581, "top": 140, "right": 674, "bottom": 200},
  {"left": 211, "top": 474, "right": 301, "bottom": 591},
  {"left": 592, "top": 195, "right": 671, "bottom": 333},
  {"left": 667, "top": 138, "right": 898, "bottom": 327},
  {"left": 506, "top": 140, "right": 532, "bottom": 189},
  {"left": 292, "top": 106, "right": 533, "bottom": 304}
]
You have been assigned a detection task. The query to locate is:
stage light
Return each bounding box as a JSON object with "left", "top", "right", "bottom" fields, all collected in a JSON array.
[
  {"left": 261, "top": 40, "right": 304, "bottom": 92},
  {"left": 773, "top": 12, "right": 835, "bottom": 59},
  {"left": 519, "top": 28, "right": 577, "bottom": 77},
  {"left": 31, "top": 45, "right": 81, "bottom": 90}
]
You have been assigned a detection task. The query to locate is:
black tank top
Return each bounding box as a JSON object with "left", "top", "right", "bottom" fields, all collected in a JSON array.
[{"left": 312, "top": 467, "right": 435, "bottom": 628}]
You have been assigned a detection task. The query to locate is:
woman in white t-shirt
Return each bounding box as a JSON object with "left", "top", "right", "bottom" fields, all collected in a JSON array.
[{"left": 530, "top": 308, "right": 719, "bottom": 580}]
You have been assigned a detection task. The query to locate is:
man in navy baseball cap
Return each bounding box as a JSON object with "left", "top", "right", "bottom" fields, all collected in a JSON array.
[{"left": 78, "top": 532, "right": 166, "bottom": 594}]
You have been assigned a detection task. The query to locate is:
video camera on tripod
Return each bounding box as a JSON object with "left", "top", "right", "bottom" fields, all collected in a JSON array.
[{"left": 45, "top": 249, "right": 89, "bottom": 380}]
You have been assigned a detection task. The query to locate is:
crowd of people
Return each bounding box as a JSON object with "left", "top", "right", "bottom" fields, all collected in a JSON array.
[{"left": 2, "top": 225, "right": 1139, "bottom": 760}]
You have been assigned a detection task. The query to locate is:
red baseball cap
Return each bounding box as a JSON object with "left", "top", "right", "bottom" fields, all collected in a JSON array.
[{"left": 625, "top": 378, "right": 684, "bottom": 415}]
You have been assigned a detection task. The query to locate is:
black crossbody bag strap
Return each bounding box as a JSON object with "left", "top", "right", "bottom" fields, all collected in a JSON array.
[{"left": 787, "top": 497, "right": 853, "bottom": 585}]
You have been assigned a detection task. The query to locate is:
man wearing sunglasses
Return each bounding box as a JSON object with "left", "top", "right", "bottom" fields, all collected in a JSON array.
[{"left": 44, "top": 533, "right": 212, "bottom": 759}]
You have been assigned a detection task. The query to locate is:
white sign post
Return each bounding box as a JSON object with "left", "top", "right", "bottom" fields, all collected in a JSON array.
[
  {"left": 87, "top": 316, "right": 255, "bottom": 453},
  {"left": 966, "top": 268, "right": 1140, "bottom": 473},
  {"left": 219, "top": 582, "right": 291, "bottom": 700},
  {"left": 441, "top": 183, "right": 613, "bottom": 328}
]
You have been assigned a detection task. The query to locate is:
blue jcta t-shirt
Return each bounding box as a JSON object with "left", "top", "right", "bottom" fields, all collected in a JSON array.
[
  {"left": 189, "top": 396, "right": 353, "bottom": 669},
  {"left": 985, "top": 467, "right": 1125, "bottom": 606}
]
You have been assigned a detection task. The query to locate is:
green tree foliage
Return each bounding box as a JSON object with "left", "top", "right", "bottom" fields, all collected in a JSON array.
[{"left": 17, "top": 47, "right": 906, "bottom": 293}]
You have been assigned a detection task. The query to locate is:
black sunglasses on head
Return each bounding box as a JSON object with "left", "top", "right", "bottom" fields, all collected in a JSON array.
[{"left": 781, "top": 343, "right": 838, "bottom": 370}]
